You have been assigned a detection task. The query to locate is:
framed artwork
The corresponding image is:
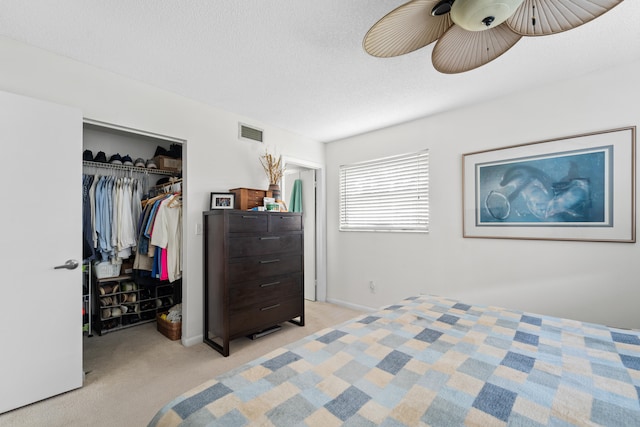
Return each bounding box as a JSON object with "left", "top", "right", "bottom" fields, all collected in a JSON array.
[
  {"left": 462, "top": 127, "right": 636, "bottom": 242},
  {"left": 210, "top": 193, "right": 235, "bottom": 210}
]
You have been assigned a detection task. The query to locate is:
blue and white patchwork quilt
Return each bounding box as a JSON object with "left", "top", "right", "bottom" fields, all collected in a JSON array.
[{"left": 149, "top": 295, "right": 640, "bottom": 426}]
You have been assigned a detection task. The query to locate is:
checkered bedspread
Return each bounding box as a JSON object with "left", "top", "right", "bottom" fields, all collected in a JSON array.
[{"left": 149, "top": 295, "right": 640, "bottom": 426}]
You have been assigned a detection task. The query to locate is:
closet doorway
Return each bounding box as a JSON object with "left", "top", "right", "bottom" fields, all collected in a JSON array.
[
  {"left": 82, "top": 119, "right": 185, "bottom": 339},
  {"left": 282, "top": 158, "right": 325, "bottom": 302}
]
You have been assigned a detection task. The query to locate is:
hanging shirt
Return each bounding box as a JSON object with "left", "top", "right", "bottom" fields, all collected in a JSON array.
[
  {"left": 134, "top": 200, "right": 158, "bottom": 272},
  {"left": 95, "top": 177, "right": 113, "bottom": 260},
  {"left": 131, "top": 179, "right": 143, "bottom": 236},
  {"left": 111, "top": 177, "right": 120, "bottom": 254},
  {"left": 90, "top": 174, "right": 99, "bottom": 249},
  {"left": 116, "top": 178, "right": 136, "bottom": 258},
  {"left": 150, "top": 195, "right": 182, "bottom": 282},
  {"left": 82, "top": 174, "right": 95, "bottom": 261}
]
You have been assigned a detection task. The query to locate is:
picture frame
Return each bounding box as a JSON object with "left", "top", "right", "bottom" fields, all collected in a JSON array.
[
  {"left": 210, "top": 193, "right": 235, "bottom": 210},
  {"left": 462, "top": 127, "right": 636, "bottom": 242}
]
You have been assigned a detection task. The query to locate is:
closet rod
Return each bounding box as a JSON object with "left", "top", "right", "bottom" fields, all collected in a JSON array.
[{"left": 82, "top": 160, "right": 176, "bottom": 176}]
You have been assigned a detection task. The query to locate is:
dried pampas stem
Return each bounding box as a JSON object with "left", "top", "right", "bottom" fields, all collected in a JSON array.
[{"left": 260, "top": 149, "right": 285, "bottom": 185}]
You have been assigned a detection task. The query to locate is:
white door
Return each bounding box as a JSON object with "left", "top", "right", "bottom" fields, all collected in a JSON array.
[
  {"left": 300, "top": 169, "right": 316, "bottom": 301},
  {"left": 0, "top": 90, "right": 83, "bottom": 413}
]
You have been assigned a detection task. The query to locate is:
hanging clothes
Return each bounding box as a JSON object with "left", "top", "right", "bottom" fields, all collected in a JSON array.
[
  {"left": 289, "top": 179, "right": 303, "bottom": 213},
  {"left": 94, "top": 175, "right": 113, "bottom": 260},
  {"left": 86, "top": 174, "right": 141, "bottom": 262},
  {"left": 82, "top": 174, "right": 96, "bottom": 261},
  {"left": 83, "top": 162, "right": 181, "bottom": 285},
  {"left": 150, "top": 194, "right": 182, "bottom": 282},
  {"left": 134, "top": 191, "right": 182, "bottom": 283}
]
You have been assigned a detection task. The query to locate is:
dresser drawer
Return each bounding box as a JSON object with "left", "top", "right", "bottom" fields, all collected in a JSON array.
[
  {"left": 229, "top": 254, "right": 302, "bottom": 283},
  {"left": 270, "top": 214, "right": 302, "bottom": 232},
  {"left": 229, "top": 274, "right": 302, "bottom": 310},
  {"left": 228, "top": 213, "right": 268, "bottom": 233},
  {"left": 229, "top": 296, "right": 303, "bottom": 336},
  {"left": 228, "top": 235, "right": 302, "bottom": 258}
]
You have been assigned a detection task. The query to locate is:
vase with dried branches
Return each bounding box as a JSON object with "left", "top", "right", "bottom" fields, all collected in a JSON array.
[{"left": 260, "top": 149, "right": 285, "bottom": 201}]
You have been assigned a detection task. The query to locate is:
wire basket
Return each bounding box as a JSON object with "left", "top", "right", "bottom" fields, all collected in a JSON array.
[{"left": 94, "top": 262, "right": 122, "bottom": 279}]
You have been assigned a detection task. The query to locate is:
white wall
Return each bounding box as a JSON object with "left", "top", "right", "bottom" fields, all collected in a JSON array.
[
  {"left": 0, "top": 36, "right": 325, "bottom": 345},
  {"left": 326, "top": 60, "right": 640, "bottom": 329}
]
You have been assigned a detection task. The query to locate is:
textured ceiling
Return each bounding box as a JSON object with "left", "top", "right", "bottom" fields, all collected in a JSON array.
[{"left": 0, "top": 1, "right": 638, "bottom": 142}]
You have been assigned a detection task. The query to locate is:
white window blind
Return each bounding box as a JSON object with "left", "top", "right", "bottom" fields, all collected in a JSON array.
[{"left": 339, "top": 150, "right": 429, "bottom": 232}]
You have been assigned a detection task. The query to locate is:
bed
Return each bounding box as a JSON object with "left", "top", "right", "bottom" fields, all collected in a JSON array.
[{"left": 149, "top": 295, "right": 640, "bottom": 426}]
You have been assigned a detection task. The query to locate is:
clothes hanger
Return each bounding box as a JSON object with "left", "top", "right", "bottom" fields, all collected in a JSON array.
[
  {"left": 168, "top": 192, "right": 182, "bottom": 208},
  {"left": 142, "top": 192, "right": 170, "bottom": 207}
]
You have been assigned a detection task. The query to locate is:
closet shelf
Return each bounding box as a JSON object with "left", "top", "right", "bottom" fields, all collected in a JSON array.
[{"left": 83, "top": 160, "right": 177, "bottom": 176}]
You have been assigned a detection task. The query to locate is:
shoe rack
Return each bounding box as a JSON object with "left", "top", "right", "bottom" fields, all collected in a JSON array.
[
  {"left": 82, "top": 262, "right": 93, "bottom": 337},
  {"left": 94, "top": 275, "right": 180, "bottom": 335}
]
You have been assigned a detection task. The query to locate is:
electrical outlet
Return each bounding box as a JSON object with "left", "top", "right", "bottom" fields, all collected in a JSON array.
[{"left": 369, "top": 280, "right": 376, "bottom": 293}]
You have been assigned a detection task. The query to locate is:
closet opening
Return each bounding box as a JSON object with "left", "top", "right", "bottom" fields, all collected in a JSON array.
[{"left": 81, "top": 120, "right": 185, "bottom": 351}]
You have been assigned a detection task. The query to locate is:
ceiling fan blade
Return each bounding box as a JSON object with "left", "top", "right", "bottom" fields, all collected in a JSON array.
[
  {"left": 507, "top": 0, "right": 624, "bottom": 36},
  {"left": 432, "top": 24, "right": 522, "bottom": 74},
  {"left": 363, "top": 0, "right": 453, "bottom": 58}
]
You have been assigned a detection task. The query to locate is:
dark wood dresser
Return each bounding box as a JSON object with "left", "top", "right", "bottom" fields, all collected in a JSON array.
[{"left": 203, "top": 210, "right": 304, "bottom": 356}]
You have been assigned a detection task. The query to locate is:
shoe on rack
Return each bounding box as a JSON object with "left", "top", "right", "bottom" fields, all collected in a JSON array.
[
  {"left": 146, "top": 158, "right": 157, "bottom": 169},
  {"left": 109, "top": 153, "right": 123, "bottom": 164},
  {"left": 122, "top": 155, "right": 134, "bottom": 166},
  {"left": 83, "top": 149, "right": 93, "bottom": 161},
  {"left": 134, "top": 158, "right": 146, "bottom": 168},
  {"left": 94, "top": 151, "right": 107, "bottom": 163}
]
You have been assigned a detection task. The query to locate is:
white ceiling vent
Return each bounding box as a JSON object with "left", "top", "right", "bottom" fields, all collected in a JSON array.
[{"left": 239, "top": 123, "right": 264, "bottom": 143}]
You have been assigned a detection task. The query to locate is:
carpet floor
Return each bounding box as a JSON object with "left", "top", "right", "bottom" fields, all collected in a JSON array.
[{"left": 0, "top": 300, "right": 363, "bottom": 427}]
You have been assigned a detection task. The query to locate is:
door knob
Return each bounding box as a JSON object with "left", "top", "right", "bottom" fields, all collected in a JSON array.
[{"left": 54, "top": 259, "right": 79, "bottom": 270}]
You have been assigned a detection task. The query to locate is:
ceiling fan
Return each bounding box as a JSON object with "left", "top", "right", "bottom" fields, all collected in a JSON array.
[{"left": 363, "top": 0, "right": 624, "bottom": 73}]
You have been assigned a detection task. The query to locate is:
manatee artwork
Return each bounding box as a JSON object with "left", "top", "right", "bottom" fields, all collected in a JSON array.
[{"left": 478, "top": 149, "right": 608, "bottom": 224}]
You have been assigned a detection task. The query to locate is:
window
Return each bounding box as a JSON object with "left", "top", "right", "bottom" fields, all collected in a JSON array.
[{"left": 339, "top": 150, "right": 429, "bottom": 232}]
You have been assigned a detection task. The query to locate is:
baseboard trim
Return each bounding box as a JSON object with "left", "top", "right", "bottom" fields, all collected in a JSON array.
[
  {"left": 181, "top": 334, "right": 203, "bottom": 347},
  {"left": 326, "top": 298, "right": 376, "bottom": 313}
]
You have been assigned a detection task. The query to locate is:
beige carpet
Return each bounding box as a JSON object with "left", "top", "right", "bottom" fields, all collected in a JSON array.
[{"left": 0, "top": 301, "right": 363, "bottom": 427}]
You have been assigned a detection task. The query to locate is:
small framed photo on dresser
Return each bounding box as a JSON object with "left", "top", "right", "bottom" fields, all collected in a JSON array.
[{"left": 210, "top": 193, "right": 235, "bottom": 210}]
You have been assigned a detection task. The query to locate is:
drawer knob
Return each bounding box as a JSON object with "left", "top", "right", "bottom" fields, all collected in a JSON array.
[
  {"left": 261, "top": 303, "right": 281, "bottom": 311},
  {"left": 260, "top": 281, "right": 281, "bottom": 288},
  {"left": 259, "top": 259, "right": 280, "bottom": 264}
]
